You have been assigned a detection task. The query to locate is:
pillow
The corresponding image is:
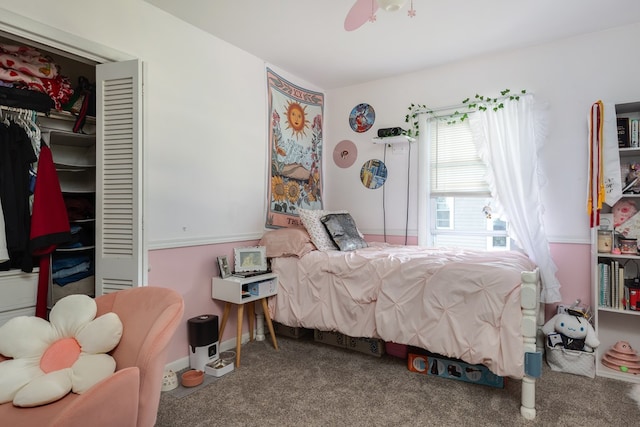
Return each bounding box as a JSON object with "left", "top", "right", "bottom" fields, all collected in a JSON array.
[
  {"left": 0, "top": 294, "right": 123, "bottom": 407},
  {"left": 321, "top": 213, "right": 368, "bottom": 251},
  {"left": 298, "top": 208, "right": 348, "bottom": 251},
  {"left": 259, "top": 228, "right": 316, "bottom": 258}
]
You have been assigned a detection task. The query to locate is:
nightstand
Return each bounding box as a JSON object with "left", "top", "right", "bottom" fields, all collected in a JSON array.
[{"left": 211, "top": 272, "right": 279, "bottom": 367}]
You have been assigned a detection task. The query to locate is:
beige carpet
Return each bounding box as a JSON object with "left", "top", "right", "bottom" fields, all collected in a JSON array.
[{"left": 156, "top": 335, "right": 638, "bottom": 426}]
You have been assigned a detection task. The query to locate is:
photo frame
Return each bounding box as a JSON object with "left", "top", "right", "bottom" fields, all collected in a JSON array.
[
  {"left": 217, "top": 256, "right": 231, "bottom": 278},
  {"left": 234, "top": 246, "right": 267, "bottom": 273}
]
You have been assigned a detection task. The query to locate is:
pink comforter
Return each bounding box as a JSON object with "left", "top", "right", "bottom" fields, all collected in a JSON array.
[{"left": 268, "top": 243, "right": 536, "bottom": 378}]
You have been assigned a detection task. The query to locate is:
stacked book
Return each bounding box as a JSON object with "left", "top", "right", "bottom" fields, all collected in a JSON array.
[
  {"left": 618, "top": 117, "right": 640, "bottom": 148},
  {"left": 598, "top": 260, "right": 638, "bottom": 310}
]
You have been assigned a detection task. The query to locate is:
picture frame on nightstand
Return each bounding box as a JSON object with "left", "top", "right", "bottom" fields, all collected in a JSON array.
[
  {"left": 234, "top": 246, "right": 267, "bottom": 274},
  {"left": 217, "top": 256, "right": 231, "bottom": 278}
]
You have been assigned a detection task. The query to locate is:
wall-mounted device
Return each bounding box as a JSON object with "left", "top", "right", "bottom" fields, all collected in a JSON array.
[
  {"left": 373, "top": 127, "right": 415, "bottom": 145},
  {"left": 377, "top": 127, "right": 405, "bottom": 137}
]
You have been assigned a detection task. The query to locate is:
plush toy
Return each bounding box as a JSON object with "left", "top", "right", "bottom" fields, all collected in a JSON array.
[{"left": 542, "top": 311, "right": 599, "bottom": 352}]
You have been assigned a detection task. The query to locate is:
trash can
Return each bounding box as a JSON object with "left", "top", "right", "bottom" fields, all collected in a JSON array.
[{"left": 187, "top": 314, "right": 219, "bottom": 371}]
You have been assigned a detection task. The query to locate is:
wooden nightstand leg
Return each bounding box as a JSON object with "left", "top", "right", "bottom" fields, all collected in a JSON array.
[
  {"left": 247, "top": 302, "right": 255, "bottom": 342},
  {"left": 260, "top": 298, "right": 279, "bottom": 350},
  {"left": 236, "top": 304, "right": 243, "bottom": 367},
  {"left": 219, "top": 302, "right": 231, "bottom": 338}
]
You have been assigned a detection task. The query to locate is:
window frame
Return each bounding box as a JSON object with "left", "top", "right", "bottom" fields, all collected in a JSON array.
[{"left": 418, "top": 115, "right": 510, "bottom": 250}]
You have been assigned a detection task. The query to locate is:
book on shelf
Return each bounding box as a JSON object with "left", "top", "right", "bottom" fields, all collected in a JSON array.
[
  {"left": 599, "top": 262, "right": 610, "bottom": 307},
  {"left": 618, "top": 262, "right": 625, "bottom": 309},
  {"left": 618, "top": 117, "right": 631, "bottom": 148},
  {"left": 598, "top": 260, "right": 636, "bottom": 309},
  {"left": 632, "top": 118, "right": 640, "bottom": 148},
  {"left": 611, "top": 260, "right": 616, "bottom": 309}
]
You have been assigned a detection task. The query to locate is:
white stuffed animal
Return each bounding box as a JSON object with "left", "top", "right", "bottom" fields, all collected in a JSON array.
[{"left": 542, "top": 312, "right": 600, "bottom": 352}]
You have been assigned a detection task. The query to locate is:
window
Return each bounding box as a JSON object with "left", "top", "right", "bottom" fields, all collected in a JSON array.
[
  {"left": 421, "top": 117, "right": 510, "bottom": 251},
  {"left": 435, "top": 197, "right": 452, "bottom": 229}
]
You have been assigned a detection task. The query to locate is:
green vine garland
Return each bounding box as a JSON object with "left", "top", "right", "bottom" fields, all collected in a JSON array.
[{"left": 404, "top": 89, "right": 527, "bottom": 137}]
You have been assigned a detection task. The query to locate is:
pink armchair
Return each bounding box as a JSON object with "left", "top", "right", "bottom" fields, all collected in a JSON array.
[{"left": 0, "top": 286, "right": 184, "bottom": 427}]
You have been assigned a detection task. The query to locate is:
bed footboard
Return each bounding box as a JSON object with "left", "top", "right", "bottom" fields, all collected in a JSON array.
[{"left": 520, "top": 268, "right": 542, "bottom": 420}]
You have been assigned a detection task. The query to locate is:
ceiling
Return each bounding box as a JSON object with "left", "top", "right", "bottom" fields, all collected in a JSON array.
[{"left": 146, "top": 0, "right": 640, "bottom": 90}]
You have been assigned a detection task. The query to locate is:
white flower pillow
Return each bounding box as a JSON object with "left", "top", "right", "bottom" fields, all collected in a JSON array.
[
  {"left": 299, "top": 208, "right": 365, "bottom": 251},
  {"left": 0, "top": 294, "right": 123, "bottom": 407}
]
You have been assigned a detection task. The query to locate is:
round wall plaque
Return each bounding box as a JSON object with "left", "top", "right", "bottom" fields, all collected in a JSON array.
[
  {"left": 333, "top": 140, "right": 358, "bottom": 168},
  {"left": 349, "top": 103, "right": 375, "bottom": 133},
  {"left": 360, "top": 159, "right": 387, "bottom": 189}
]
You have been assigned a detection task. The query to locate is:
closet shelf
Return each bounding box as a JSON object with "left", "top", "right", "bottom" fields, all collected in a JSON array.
[
  {"left": 55, "top": 165, "right": 94, "bottom": 172},
  {"left": 56, "top": 246, "right": 96, "bottom": 253},
  {"left": 43, "top": 130, "right": 95, "bottom": 146},
  {"left": 57, "top": 169, "right": 96, "bottom": 193},
  {"left": 38, "top": 111, "right": 96, "bottom": 125},
  {"left": 39, "top": 116, "right": 96, "bottom": 137},
  {"left": 70, "top": 218, "right": 95, "bottom": 224}
]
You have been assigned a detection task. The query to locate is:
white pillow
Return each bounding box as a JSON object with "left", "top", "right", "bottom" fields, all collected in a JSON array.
[
  {"left": 298, "top": 208, "right": 346, "bottom": 251},
  {"left": 0, "top": 294, "right": 122, "bottom": 407}
]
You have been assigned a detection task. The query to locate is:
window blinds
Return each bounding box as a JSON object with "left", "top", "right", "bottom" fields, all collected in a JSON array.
[{"left": 429, "top": 118, "right": 490, "bottom": 195}]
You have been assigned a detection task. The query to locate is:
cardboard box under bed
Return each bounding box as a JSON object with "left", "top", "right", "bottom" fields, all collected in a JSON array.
[
  {"left": 271, "top": 321, "right": 313, "bottom": 339},
  {"left": 313, "top": 330, "right": 385, "bottom": 357}
]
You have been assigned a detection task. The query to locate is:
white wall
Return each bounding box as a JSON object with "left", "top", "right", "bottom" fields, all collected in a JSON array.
[
  {"left": 0, "top": 0, "right": 317, "bottom": 249},
  {"left": 324, "top": 23, "right": 640, "bottom": 243},
  {"left": 2, "top": 1, "right": 639, "bottom": 251}
]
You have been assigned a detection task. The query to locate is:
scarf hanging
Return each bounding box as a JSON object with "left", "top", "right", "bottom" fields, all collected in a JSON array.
[{"left": 588, "top": 101, "right": 623, "bottom": 229}]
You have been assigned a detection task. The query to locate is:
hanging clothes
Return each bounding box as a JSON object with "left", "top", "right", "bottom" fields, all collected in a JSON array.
[
  {"left": 30, "top": 143, "right": 71, "bottom": 318},
  {"left": 0, "top": 199, "right": 8, "bottom": 263},
  {"left": 0, "top": 122, "right": 37, "bottom": 271}
]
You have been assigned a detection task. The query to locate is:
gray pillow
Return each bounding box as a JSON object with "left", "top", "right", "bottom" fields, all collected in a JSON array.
[{"left": 320, "top": 213, "right": 368, "bottom": 251}]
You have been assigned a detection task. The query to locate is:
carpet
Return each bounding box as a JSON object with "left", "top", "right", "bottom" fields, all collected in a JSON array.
[{"left": 156, "top": 336, "right": 639, "bottom": 426}]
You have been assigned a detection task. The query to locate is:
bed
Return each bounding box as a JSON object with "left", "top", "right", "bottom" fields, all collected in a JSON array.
[{"left": 261, "top": 216, "right": 543, "bottom": 420}]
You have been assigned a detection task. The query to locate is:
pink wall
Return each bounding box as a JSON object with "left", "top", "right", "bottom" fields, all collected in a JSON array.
[
  {"left": 150, "top": 239, "right": 592, "bottom": 365},
  {"left": 547, "top": 242, "right": 592, "bottom": 319},
  {"left": 148, "top": 241, "right": 258, "bottom": 363}
]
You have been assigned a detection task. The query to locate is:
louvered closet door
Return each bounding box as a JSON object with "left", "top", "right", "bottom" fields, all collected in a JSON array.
[{"left": 95, "top": 59, "right": 145, "bottom": 295}]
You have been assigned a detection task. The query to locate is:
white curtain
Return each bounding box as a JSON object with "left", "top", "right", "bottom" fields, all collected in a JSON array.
[{"left": 469, "top": 95, "right": 561, "bottom": 303}]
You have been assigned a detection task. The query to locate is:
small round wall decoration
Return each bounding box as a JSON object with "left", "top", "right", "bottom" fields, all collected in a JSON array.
[
  {"left": 333, "top": 140, "right": 358, "bottom": 168},
  {"left": 349, "top": 103, "right": 375, "bottom": 133},
  {"left": 360, "top": 159, "right": 387, "bottom": 189}
]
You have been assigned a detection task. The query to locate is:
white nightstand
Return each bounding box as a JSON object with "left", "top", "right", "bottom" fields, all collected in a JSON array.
[{"left": 211, "top": 272, "right": 279, "bottom": 367}]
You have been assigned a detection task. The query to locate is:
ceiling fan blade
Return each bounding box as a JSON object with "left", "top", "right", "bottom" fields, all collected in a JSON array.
[{"left": 344, "top": 0, "right": 378, "bottom": 31}]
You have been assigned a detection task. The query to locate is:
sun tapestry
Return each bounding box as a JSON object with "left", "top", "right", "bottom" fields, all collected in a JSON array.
[{"left": 266, "top": 68, "right": 324, "bottom": 228}]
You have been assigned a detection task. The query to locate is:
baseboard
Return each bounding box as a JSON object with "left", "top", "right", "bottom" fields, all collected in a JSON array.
[{"left": 165, "top": 332, "right": 252, "bottom": 372}]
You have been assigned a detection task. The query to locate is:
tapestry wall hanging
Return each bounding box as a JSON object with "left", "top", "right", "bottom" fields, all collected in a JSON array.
[{"left": 266, "top": 68, "right": 324, "bottom": 228}]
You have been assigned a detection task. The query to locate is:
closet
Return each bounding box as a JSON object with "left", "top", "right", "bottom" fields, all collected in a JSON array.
[
  {"left": 0, "top": 22, "right": 145, "bottom": 325},
  {"left": 41, "top": 114, "right": 97, "bottom": 307}
]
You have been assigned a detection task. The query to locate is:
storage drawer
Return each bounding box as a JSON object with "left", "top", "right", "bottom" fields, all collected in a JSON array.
[
  {"left": 0, "top": 271, "right": 38, "bottom": 312},
  {"left": 0, "top": 306, "right": 36, "bottom": 326}
]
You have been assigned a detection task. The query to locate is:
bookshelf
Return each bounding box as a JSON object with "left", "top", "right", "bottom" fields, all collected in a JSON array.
[{"left": 592, "top": 101, "right": 640, "bottom": 383}]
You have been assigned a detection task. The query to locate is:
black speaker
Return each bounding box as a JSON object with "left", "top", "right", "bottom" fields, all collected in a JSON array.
[{"left": 377, "top": 127, "right": 405, "bottom": 137}]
